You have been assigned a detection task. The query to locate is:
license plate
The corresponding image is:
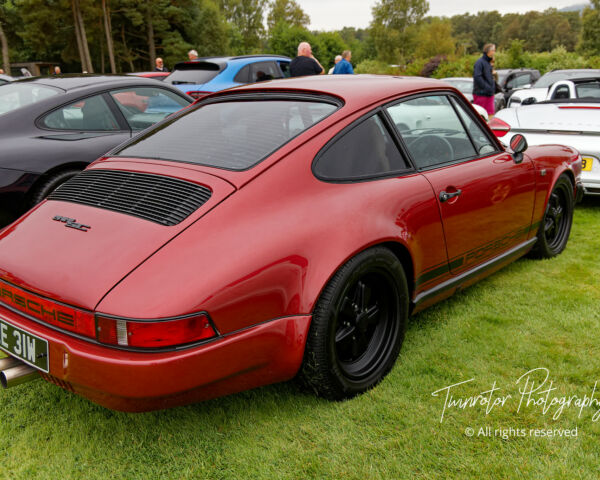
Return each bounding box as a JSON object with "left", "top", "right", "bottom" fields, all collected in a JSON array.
[
  {"left": 582, "top": 157, "right": 594, "bottom": 172},
  {"left": 0, "top": 316, "right": 49, "bottom": 372}
]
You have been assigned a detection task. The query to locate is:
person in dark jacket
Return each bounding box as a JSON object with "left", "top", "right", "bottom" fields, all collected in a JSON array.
[
  {"left": 473, "top": 43, "right": 496, "bottom": 115},
  {"left": 290, "top": 42, "right": 325, "bottom": 77}
]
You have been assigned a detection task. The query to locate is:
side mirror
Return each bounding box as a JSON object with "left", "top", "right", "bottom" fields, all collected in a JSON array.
[
  {"left": 522, "top": 97, "right": 537, "bottom": 105},
  {"left": 510, "top": 134, "right": 528, "bottom": 164}
]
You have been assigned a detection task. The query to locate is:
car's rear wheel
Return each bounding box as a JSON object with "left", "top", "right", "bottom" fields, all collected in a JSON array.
[
  {"left": 29, "top": 169, "right": 81, "bottom": 207},
  {"left": 529, "top": 174, "right": 574, "bottom": 259},
  {"left": 299, "top": 247, "right": 408, "bottom": 400}
]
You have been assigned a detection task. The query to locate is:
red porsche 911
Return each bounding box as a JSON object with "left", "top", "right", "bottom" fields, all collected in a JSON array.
[{"left": 0, "top": 75, "right": 582, "bottom": 411}]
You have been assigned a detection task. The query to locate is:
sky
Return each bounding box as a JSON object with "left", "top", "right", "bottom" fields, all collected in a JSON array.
[{"left": 299, "top": 0, "right": 587, "bottom": 31}]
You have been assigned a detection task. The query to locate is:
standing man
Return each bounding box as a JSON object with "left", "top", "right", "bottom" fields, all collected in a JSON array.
[
  {"left": 472, "top": 43, "right": 496, "bottom": 116},
  {"left": 332, "top": 50, "right": 354, "bottom": 75},
  {"left": 155, "top": 57, "right": 168, "bottom": 72},
  {"left": 328, "top": 55, "right": 342, "bottom": 74},
  {"left": 188, "top": 50, "right": 199, "bottom": 61},
  {"left": 290, "top": 42, "right": 325, "bottom": 77}
]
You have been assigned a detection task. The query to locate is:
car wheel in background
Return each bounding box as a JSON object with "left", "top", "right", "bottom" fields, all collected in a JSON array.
[
  {"left": 299, "top": 247, "right": 408, "bottom": 400},
  {"left": 529, "top": 174, "right": 574, "bottom": 259},
  {"left": 29, "top": 169, "right": 81, "bottom": 207}
]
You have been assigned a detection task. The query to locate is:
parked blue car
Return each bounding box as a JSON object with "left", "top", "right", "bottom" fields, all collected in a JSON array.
[{"left": 164, "top": 55, "right": 291, "bottom": 99}]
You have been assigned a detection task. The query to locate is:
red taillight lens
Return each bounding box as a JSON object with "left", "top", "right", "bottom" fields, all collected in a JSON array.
[
  {"left": 186, "top": 91, "right": 209, "bottom": 100},
  {"left": 96, "top": 314, "right": 216, "bottom": 348},
  {"left": 488, "top": 117, "right": 511, "bottom": 138}
]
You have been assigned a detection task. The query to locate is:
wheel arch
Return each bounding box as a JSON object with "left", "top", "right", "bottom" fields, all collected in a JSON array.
[
  {"left": 309, "top": 239, "right": 416, "bottom": 316},
  {"left": 23, "top": 161, "right": 88, "bottom": 209}
]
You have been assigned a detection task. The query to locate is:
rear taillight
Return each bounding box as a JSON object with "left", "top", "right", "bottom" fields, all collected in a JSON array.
[
  {"left": 186, "top": 91, "right": 209, "bottom": 100},
  {"left": 488, "top": 117, "right": 511, "bottom": 138},
  {"left": 96, "top": 313, "right": 216, "bottom": 348}
]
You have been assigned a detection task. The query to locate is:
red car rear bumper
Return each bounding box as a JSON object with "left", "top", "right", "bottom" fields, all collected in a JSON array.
[{"left": 0, "top": 304, "right": 311, "bottom": 411}]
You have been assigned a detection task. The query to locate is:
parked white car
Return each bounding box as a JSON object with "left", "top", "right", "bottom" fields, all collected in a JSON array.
[
  {"left": 507, "top": 69, "right": 600, "bottom": 107},
  {"left": 493, "top": 98, "right": 597, "bottom": 195}
]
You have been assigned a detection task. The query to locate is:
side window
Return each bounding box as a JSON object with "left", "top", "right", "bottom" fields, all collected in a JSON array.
[
  {"left": 576, "top": 82, "right": 600, "bottom": 98},
  {"left": 249, "top": 62, "right": 281, "bottom": 82},
  {"left": 552, "top": 84, "right": 571, "bottom": 100},
  {"left": 278, "top": 61, "right": 291, "bottom": 78},
  {"left": 233, "top": 65, "right": 250, "bottom": 83},
  {"left": 314, "top": 114, "right": 408, "bottom": 180},
  {"left": 110, "top": 87, "right": 189, "bottom": 131},
  {"left": 42, "top": 95, "right": 119, "bottom": 131},
  {"left": 450, "top": 97, "right": 497, "bottom": 156},
  {"left": 386, "top": 95, "right": 478, "bottom": 169}
]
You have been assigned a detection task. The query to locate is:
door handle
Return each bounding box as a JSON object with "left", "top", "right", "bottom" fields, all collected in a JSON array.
[{"left": 439, "top": 189, "right": 462, "bottom": 202}]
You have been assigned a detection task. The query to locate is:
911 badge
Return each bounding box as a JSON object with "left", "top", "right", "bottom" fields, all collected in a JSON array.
[{"left": 52, "top": 215, "right": 91, "bottom": 232}]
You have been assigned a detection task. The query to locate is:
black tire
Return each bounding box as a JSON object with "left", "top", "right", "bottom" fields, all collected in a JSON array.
[
  {"left": 29, "top": 169, "right": 81, "bottom": 207},
  {"left": 299, "top": 247, "right": 409, "bottom": 400},
  {"left": 529, "top": 174, "right": 574, "bottom": 259}
]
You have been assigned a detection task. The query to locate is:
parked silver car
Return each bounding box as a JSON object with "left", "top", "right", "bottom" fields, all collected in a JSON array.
[
  {"left": 493, "top": 98, "right": 598, "bottom": 195},
  {"left": 441, "top": 77, "right": 504, "bottom": 112}
]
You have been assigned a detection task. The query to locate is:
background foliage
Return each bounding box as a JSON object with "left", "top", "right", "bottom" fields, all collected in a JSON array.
[{"left": 0, "top": 1, "right": 599, "bottom": 77}]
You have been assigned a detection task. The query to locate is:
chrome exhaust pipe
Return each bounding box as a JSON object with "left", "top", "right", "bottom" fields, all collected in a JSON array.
[
  {"left": 0, "top": 357, "right": 40, "bottom": 388},
  {"left": 0, "top": 356, "right": 21, "bottom": 371}
]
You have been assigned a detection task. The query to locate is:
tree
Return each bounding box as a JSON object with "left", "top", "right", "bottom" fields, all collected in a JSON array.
[
  {"left": 413, "top": 19, "right": 455, "bottom": 59},
  {"left": 266, "top": 0, "right": 309, "bottom": 31},
  {"left": 267, "top": 21, "right": 313, "bottom": 58},
  {"left": 579, "top": 6, "right": 600, "bottom": 56},
  {"left": 219, "top": 0, "right": 267, "bottom": 53},
  {"left": 0, "top": 12, "right": 9, "bottom": 72},
  {"left": 370, "top": 0, "right": 429, "bottom": 63},
  {"left": 101, "top": 0, "right": 116, "bottom": 73},
  {"left": 72, "top": 0, "right": 93, "bottom": 72}
]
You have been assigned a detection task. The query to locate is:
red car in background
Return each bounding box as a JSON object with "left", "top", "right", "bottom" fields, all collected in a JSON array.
[{"left": 0, "top": 75, "right": 582, "bottom": 411}]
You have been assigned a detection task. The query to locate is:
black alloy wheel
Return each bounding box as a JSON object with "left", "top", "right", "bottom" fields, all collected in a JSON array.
[
  {"left": 299, "top": 247, "right": 408, "bottom": 400},
  {"left": 529, "top": 174, "right": 574, "bottom": 259}
]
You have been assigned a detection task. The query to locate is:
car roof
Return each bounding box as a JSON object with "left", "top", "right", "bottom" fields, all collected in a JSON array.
[
  {"left": 173, "top": 55, "right": 290, "bottom": 71},
  {"left": 8, "top": 74, "right": 171, "bottom": 92},
  {"left": 203, "top": 74, "right": 456, "bottom": 109}
]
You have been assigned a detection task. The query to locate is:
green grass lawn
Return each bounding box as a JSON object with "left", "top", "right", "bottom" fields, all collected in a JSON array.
[{"left": 1, "top": 197, "right": 599, "bottom": 480}]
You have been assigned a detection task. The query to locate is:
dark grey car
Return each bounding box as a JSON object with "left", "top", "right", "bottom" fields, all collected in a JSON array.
[{"left": 0, "top": 75, "right": 192, "bottom": 226}]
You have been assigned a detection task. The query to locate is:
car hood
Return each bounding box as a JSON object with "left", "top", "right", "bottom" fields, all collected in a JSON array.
[
  {"left": 500, "top": 103, "right": 600, "bottom": 132},
  {"left": 0, "top": 161, "right": 236, "bottom": 310}
]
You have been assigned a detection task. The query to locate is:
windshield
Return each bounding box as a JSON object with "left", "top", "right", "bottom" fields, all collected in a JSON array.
[
  {"left": 0, "top": 83, "right": 61, "bottom": 115},
  {"left": 444, "top": 79, "right": 473, "bottom": 94},
  {"left": 165, "top": 64, "right": 222, "bottom": 86},
  {"left": 115, "top": 99, "right": 338, "bottom": 170},
  {"left": 534, "top": 71, "right": 600, "bottom": 88}
]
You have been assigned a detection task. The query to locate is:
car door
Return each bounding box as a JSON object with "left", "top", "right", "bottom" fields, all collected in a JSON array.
[{"left": 386, "top": 94, "right": 536, "bottom": 275}]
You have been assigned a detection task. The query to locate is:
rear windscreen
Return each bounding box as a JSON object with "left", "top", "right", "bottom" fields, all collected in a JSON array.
[
  {"left": 114, "top": 99, "right": 338, "bottom": 170},
  {"left": 165, "top": 63, "right": 221, "bottom": 85}
]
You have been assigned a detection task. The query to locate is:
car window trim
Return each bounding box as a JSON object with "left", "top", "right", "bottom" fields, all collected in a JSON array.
[
  {"left": 111, "top": 94, "right": 342, "bottom": 172},
  {"left": 312, "top": 108, "right": 415, "bottom": 184},
  {"left": 35, "top": 91, "right": 127, "bottom": 133},
  {"left": 382, "top": 91, "right": 503, "bottom": 172}
]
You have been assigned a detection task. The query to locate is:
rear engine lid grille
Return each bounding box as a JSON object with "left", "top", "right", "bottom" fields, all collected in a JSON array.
[{"left": 48, "top": 170, "right": 212, "bottom": 226}]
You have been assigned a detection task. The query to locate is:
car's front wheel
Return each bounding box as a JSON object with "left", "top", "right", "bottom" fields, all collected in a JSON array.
[
  {"left": 529, "top": 174, "right": 574, "bottom": 259},
  {"left": 299, "top": 247, "right": 408, "bottom": 400}
]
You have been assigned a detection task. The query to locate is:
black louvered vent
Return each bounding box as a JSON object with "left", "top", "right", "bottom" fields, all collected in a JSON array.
[{"left": 48, "top": 170, "right": 212, "bottom": 226}]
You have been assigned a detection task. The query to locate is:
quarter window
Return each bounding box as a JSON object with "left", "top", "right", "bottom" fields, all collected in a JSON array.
[
  {"left": 314, "top": 114, "right": 408, "bottom": 180},
  {"left": 42, "top": 94, "right": 119, "bottom": 131}
]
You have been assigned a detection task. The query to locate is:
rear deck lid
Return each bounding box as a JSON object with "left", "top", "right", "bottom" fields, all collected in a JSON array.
[{"left": 0, "top": 162, "right": 235, "bottom": 310}]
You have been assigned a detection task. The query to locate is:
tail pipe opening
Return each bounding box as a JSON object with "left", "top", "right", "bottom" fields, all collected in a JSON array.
[{"left": 0, "top": 356, "right": 40, "bottom": 388}]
